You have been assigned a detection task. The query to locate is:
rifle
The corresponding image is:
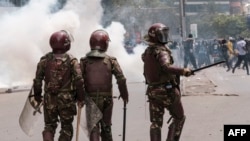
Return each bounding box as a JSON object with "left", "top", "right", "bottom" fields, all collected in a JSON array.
[{"left": 192, "top": 60, "right": 226, "bottom": 74}]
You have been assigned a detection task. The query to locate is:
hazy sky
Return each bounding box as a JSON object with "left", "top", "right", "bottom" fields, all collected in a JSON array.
[{"left": 0, "top": 0, "right": 145, "bottom": 87}]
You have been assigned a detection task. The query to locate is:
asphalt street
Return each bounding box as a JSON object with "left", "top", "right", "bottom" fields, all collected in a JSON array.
[{"left": 1, "top": 66, "right": 250, "bottom": 141}]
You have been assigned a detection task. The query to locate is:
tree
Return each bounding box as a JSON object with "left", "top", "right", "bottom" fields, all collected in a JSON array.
[
  {"left": 186, "top": 13, "right": 216, "bottom": 39},
  {"left": 212, "top": 15, "right": 247, "bottom": 37},
  {"left": 101, "top": 0, "right": 179, "bottom": 32}
]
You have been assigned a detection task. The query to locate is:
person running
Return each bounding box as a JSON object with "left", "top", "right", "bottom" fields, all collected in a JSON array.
[{"left": 232, "top": 37, "right": 249, "bottom": 75}]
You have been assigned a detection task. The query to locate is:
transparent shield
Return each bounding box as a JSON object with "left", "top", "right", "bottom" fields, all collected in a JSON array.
[
  {"left": 19, "top": 86, "right": 42, "bottom": 136},
  {"left": 80, "top": 96, "right": 103, "bottom": 137}
]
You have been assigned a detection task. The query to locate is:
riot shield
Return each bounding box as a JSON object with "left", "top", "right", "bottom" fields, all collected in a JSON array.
[
  {"left": 19, "top": 86, "right": 43, "bottom": 136},
  {"left": 80, "top": 96, "right": 103, "bottom": 137}
]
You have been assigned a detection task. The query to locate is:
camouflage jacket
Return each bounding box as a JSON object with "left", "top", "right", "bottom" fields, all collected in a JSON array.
[
  {"left": 33, "top": 52, "right": 85, "bottom": 101},
  {"left": 80, "top": 54, "right": 128, "bottom": 101}
]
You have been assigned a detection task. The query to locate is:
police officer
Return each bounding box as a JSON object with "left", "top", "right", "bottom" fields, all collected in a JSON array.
[
  {"left": 142, "top": 23, "right": 193, "bottom": 141},
  {"left": 33, "top": 30, "right": 85, "bottom": 141},
  {"left": 80, "top": 29, "right": 129, "bottom": 141}
]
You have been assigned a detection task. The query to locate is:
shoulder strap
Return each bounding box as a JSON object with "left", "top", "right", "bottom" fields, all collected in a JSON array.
[
  {"left": 104, "top": 55, "right": 115, "bottom": 70},
  {"left": 41, "top": 52, "right": 53, "bottom": 65},
  {"left": 67, "top": 53, "right": 77, "bottom": 64}
]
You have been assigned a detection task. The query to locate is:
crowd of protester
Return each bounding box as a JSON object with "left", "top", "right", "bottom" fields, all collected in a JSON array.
[
  {"left": 122, "top": 30, "right": 250, "bottom": 75},
  {"left": 169, "top": 36, "right": 250, "bottom": 75}
]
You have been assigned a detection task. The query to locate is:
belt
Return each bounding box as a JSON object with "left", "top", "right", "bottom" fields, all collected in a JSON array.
[
  {"left": 87, "top": 92, "right": 112, "bottom": 97},
  {"left": 148, "top": 82, "right": 177, "bottom": 89}
]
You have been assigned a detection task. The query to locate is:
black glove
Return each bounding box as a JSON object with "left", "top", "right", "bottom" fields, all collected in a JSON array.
[
  {"left": 77, "top": 100, "right": 85, "bottom": 108},
  {"left": 183, "top": 68, "right": 193, "bottom": 77},
  {"left": 33, "top": 86, "right": 43, "bottom": 103},
  {"left": 119, "top": 94, "right": 129, "bottom": 104},
  {"left": 34, "top": 95, "right": 43, "bottom": 103},
  {"left": 117, "top": 80, "right": 129, "bottom": 104}
]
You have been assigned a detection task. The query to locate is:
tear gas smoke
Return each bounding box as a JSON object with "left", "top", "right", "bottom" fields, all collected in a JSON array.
[{"left": 0, "top": 0, "right": 145, "bottom": 88}]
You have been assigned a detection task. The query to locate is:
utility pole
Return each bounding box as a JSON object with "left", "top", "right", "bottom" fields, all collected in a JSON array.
[{"left": 179, "top": 0, "right": 186, "bottom": 40}]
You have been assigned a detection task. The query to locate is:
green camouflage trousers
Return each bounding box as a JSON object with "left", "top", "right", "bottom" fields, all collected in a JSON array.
[
  {"left": 147, "top": 85, "right": 183, "bottom": 129},
  {"left": 91, "top": 95, "right": 113, "bottom": 141},
  {"left": 43, "top": 92, "right": 77, "bottom": 141}
]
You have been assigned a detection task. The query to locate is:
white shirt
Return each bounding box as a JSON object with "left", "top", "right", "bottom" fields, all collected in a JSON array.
[{"left": 236, "top": 40, "right": 247, "bottom": 55}]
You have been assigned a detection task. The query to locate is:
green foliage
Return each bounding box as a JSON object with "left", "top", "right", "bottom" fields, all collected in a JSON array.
[
  {"left": 110, "top": 0, "right": 168, "bottom": 8},
  {"left": 239, "top": 29, "right": 250, "bottom": 37},
  {"left": 188, "top": 14, "right": 215, "bottom": 39},
  {"left": 211, "top": 15, "right": 247, "bottom": 37},
  {"left": 103, "top": 0, "right": 250, "bottom": 39}
]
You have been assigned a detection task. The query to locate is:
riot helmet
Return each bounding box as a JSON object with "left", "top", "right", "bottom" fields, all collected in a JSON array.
[
  {"left": 147, "top": 23, "right": 169, "bottom": 44},
  {"left": 89, "top": 29, "right": 110, "bottom": 52},
  {"left": 49, "top": 30, "right": 73, "bottom": 54}
]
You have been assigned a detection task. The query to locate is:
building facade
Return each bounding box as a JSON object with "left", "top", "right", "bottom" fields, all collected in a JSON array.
[
  {"left": 174, "top": 0, "right": 244, "bottom": 16},
  {"left": 0, "top": 0, "right": 30, "bottom": 7}
]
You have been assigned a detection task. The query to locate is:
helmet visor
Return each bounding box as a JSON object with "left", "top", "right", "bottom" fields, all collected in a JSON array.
[
  {"left": 156, "top": 27, "right": 169, "bottom": 44},
  {"left": 61, "top": 30, "right": 74, "bottom": 42}
]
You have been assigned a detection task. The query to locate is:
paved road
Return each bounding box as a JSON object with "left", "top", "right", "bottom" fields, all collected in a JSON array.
[{"left": 1, "top": 66, "right": 250, "bottom": 141}]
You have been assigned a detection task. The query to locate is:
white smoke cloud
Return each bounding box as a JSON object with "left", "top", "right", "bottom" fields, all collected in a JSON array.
[
  {"left": 105, "top": 22, "right": 145, "bottom": 83},
  {"left": 0, "top": 0, "right": 145, "bottom": 87}
]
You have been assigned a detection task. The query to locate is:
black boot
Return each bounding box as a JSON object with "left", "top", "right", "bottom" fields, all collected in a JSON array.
[
  {"left": 232, "top": 67, "right": 235, "bottom": 73},
  {"left": 150, "top": 128, "right": 161, "bottom": 141},
  {"left": 90, "top": 127, "right": 100, "bottom": 141},
  {"left": 166, "top": 123, "right": 176, "bottom": 141},
  {"left": 166, "top": 117, "right": 186, "bottom": 141},
  {"left": 90, "top": 131, "right": 100, "bottom": 141}
]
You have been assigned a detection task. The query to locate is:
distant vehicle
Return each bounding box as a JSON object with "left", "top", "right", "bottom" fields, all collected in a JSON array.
[
  {"left": 5, "top": 85, "right": 30, "bottom": 93},
  {"left": 5, "top": 88, "right": 12, "bottom": 93}
]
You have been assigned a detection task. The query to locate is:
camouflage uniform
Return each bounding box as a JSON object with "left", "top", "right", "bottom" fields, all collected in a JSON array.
[
  {"left": 80, "top": 54, "right": 128, "bottom": 141},
  {"left": 33, "top": 52, "right": 85, "bottom": 141},
  {"left": 142, "top": 45, "right": 189, "bottom": 141}
]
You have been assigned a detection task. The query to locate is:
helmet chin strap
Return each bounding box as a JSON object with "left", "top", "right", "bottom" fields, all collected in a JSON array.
[{"left": 53, "top": 50, "right": 67, "bottom": 54}]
